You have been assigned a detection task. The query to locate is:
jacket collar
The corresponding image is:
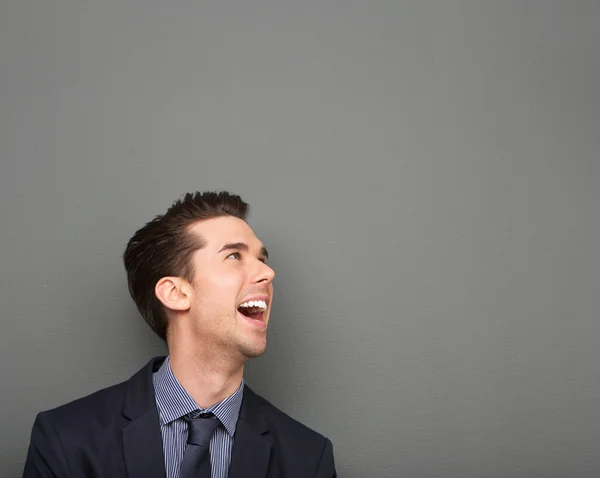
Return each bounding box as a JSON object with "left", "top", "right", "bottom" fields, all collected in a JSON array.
[
  {"left": 122, "top": 356, "right": 167, "bottom": 478},
  {"left": 120, "top": 356, "right": 275, "bottom": 478},
  {"left": 229, "top": 385, "right": 275, "bottom": 478}
]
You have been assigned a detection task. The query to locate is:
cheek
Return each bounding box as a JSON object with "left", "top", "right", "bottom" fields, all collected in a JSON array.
[{"left": 195, "top": 273, "right": 244, "bottom": 307}]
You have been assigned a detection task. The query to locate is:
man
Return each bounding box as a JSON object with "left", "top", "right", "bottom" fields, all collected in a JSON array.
[{"left": 23, "top": 191, "right": 336, "bottom": 477}]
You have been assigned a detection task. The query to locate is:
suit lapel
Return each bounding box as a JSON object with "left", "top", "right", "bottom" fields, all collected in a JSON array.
[
  {"left": 121, "top": 357, "right": 167, "bottom": 478},
  {"left": 122, "top": 408, "right": 166, "bottom": 478},
  {"left": 119, "top": 359, "right": 277, "bottom": 478},
  {"left": 228, "top": 386, "right": 275, "bottom": 478}
]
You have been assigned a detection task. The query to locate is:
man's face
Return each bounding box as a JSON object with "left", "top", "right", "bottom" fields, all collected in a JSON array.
[{"left": 186, "top": 216, "right": 275, "bottom": 360}]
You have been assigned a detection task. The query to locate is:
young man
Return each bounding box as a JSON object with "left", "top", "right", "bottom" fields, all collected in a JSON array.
[{"left": 23, "top": 191, "right": 337, "bottom": 478}]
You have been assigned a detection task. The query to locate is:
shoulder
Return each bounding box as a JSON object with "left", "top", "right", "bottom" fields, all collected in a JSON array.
[
  {"left": 242, "top": 386, "right": 337, "bottom": 475},
  {"left": 23, "top": 359, "right": 160, "bottom": 476},
  {"left": 34, "top": 356, "right": 162, "bottom": 429},
  {"left": 35, "top": 378, "right": 129, "bottom": 431},
  {"left": 25, "top": 377, "right": 131, "bottom": 475},
  {"left": 243, "top": 385, "right": 328, "bottom": 444}
]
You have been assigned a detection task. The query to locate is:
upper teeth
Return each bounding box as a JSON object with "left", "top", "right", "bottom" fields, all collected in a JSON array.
[{"left": 238, "top": 300, "right": 267, "bottom": 311}]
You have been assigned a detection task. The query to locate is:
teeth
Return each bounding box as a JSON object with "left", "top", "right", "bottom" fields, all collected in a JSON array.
[{"left": 238, "top": 300, "right": 267, "bottom": 311}]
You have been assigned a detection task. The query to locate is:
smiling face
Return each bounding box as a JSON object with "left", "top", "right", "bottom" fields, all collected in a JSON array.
[{"left": 183, "top": 216, "right": 275, "bottom": 361}]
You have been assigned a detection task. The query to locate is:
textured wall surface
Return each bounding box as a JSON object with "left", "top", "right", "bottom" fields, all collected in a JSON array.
[{"left": 1, "top": 1, "right": 599, "bottom": 476}]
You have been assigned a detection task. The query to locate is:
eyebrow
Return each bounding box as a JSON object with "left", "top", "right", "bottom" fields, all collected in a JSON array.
[{"left": 218, "top": 242, "right": 269, "bottom": 259}]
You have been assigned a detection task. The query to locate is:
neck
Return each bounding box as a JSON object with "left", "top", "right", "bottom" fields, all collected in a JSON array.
[{"left": 168, "top": 346, "right": 245, "bottom": 409}]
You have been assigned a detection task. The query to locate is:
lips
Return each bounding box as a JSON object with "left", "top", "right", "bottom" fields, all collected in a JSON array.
[
  {"left": 237, "top": 299, "right": 267, "bottom": 316},
  {"left": 237, "top": 296, "right": 269, "bottom": 314},
  {"left": 237, "top": 296, "right": 270, "bottom": 328},
  {"left": 237, "top": 310, "right": 267, "bottom": 331}
]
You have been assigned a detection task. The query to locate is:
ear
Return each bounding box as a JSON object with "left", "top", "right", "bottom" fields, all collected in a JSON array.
[{"left": 155, "top": 277, "right": 192, "bottom": 313}]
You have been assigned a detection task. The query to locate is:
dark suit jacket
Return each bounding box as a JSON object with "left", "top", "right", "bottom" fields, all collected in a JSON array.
[{"left": 23, "top": 356, "right": 336, "bottom": 477}]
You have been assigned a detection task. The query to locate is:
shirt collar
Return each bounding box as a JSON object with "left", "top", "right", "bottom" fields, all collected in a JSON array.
[{"left": 152, "top": 356, "right": 244, "bottom": 437}]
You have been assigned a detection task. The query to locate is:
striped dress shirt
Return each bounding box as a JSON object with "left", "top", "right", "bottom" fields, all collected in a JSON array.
[{"left": 152, "top": 356, "right": 244, "bottom": 478}]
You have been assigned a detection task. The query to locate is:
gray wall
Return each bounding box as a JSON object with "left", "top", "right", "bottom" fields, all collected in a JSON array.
[{"left": 1, "top": 1, "right": 599, "bottom": 476}]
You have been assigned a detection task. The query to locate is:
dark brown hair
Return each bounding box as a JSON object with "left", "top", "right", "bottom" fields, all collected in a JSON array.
[{"left": 123, "top": 191, "right": 249, "bottom": 340}]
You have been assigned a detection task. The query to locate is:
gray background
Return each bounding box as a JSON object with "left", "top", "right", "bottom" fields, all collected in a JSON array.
[{"left": 1, "top": 1, "right": 599, "bottom": 477}]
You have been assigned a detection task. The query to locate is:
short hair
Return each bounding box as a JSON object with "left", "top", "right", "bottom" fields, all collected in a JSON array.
[{"left": 123, "top": 191, "right": 249, "bottom": 340}]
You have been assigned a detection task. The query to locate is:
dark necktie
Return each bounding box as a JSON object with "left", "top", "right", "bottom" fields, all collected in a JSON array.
[{"left": 179, "top": 412, "right": 220, "bottom": 478}]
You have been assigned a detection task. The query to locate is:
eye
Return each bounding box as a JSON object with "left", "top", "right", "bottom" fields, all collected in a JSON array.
[
  {"left": 259, "top": 257, "right": 268, "bottom": 264},
  {"left": 227, "top": 252, "right": 241, "bottom": 260}
]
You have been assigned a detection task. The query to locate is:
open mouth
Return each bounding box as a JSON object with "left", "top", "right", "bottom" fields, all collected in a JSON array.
[{"left": 237, "top": 299, "right": 268, "bottom": 322}]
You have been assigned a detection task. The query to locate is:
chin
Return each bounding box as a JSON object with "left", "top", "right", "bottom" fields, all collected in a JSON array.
[{"left": 240, "top": 341, "right": 267, "bottom": 359}]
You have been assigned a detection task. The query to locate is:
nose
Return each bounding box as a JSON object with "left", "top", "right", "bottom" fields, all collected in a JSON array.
[{"left": 252, "top": 260, "right": 275, "bottom": 285}]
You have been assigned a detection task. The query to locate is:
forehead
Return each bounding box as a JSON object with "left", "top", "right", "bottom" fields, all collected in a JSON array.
[{"left": 188, "top": 216, "right": 263, "bottom": 249}]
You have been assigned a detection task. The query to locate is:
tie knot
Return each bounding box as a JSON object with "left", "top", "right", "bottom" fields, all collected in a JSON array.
[{"left": 186, "top": 412, "right": 219, "bottom": 446}]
